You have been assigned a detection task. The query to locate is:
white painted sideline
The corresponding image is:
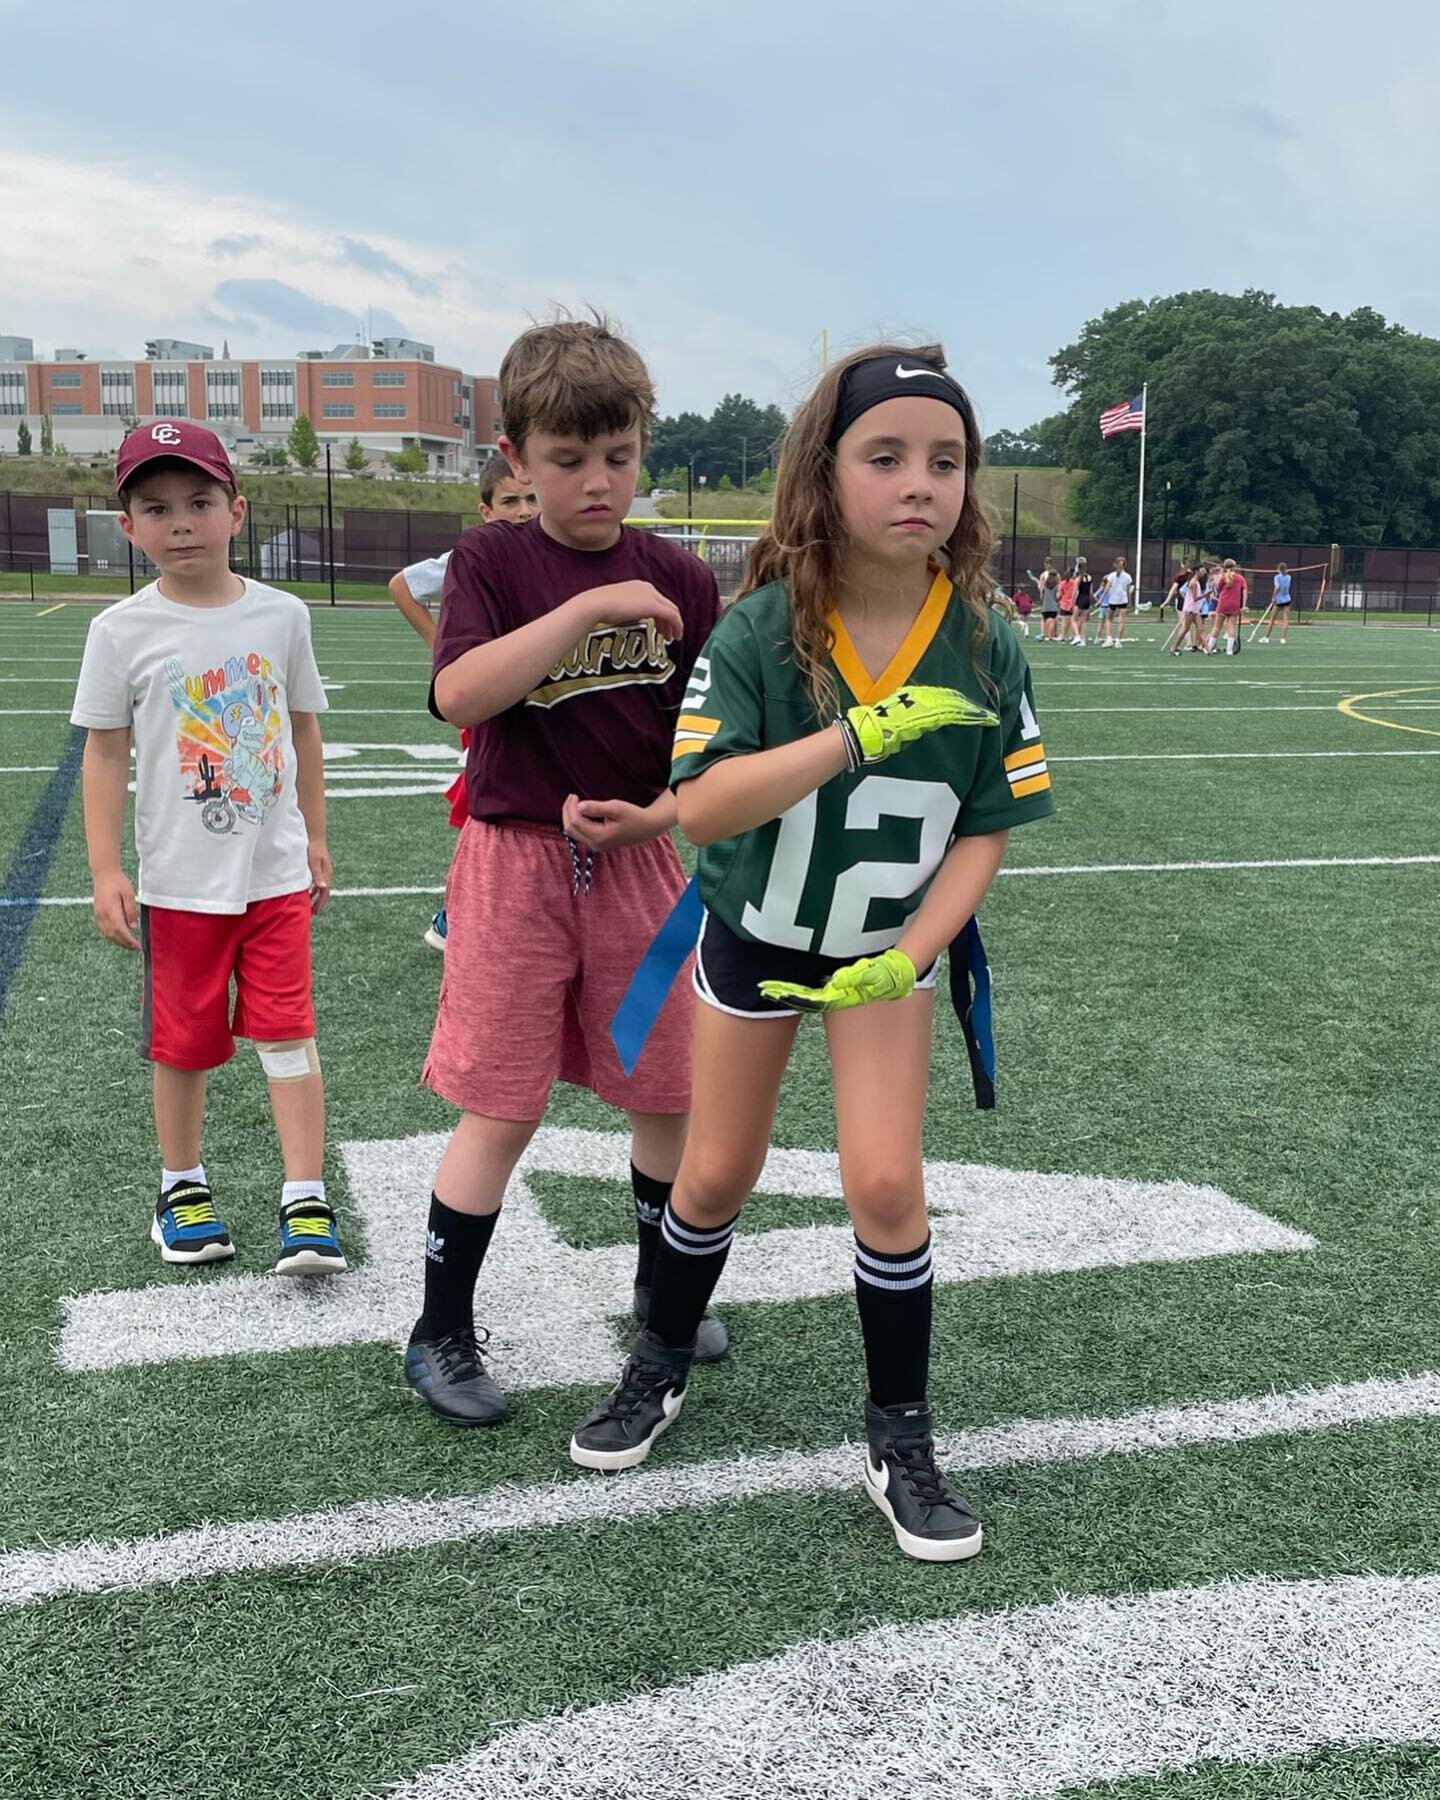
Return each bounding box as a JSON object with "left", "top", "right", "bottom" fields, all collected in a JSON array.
[
  {"left": 387, "top": 1571, "right": 1440, "bottom": 1800},
  {"left": 3, "top": 1367, "right": 1434, "bottom": 1613},
  {"left": 58, "top": 1126, "right": 1312, "bottom": 1380}
]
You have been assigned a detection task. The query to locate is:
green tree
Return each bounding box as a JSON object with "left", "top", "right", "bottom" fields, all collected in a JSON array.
[
  {"left": 717, "top": 473, "right": 735, "bottom": 491},
  {"left": 387, "top": 444, "right": 428, "bottom": 475},
  {"left": 16, "top": 420, "right": 31, "bottom": 455},
  {"left": 753, "top": 464, "right": 775, "bottom": 495},
  {"left": 288, "top": 413, "right": 320, "bottom": 470},
  {"left": 1038, "top": 290, "right": 1440, "bottom": 544},
  {"left": 40, "top": 414, "right": 54, "bottom": 455},
  {"left": 120, "top": 412, "right": 140, "bottom": 434},
  {"left": 344, "top": 437, "right": 368, "bottom": 473},
  {"left": 638, "top": 463, "right": 654, "bottom": 492},
  {"left": 251, "top": 446, "right": 288, "bottom": 468}
]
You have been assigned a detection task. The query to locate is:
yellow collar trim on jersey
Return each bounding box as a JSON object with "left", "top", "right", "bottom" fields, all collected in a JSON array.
[{"left": 827, "top": 567, "right": 952, "bottom": 705}]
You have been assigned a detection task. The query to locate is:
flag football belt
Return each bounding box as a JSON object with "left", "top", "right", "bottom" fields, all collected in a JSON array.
[{"left": 609, "top": 877, "right": 996, "bottom": 1110}]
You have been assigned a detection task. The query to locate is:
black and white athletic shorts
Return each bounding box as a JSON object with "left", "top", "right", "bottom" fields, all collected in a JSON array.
[{"left": 693, "top": 908, "right": 939, "bottom": 1019}]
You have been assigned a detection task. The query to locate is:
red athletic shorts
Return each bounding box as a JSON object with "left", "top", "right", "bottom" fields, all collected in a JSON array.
[
  {"left": 423, "top": 819, "right": 694, "bottom": 1121},
  {"left": 140, "top": 891, "right": 315, "bottom": 1070}
]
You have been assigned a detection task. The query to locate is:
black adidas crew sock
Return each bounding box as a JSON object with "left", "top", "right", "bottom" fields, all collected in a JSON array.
[
  {"left": 631, "top": 1162, "right": 670, "bottom": 1290},
  {"left": 853, "top": 1232, "right": 934, "bottom": 1408},
  {"left": 416, "top": 1193, "right": 499, "bottom": 1341},
  {"left": 645, "top": 1201, "right": 739, "bottom": 1348}
]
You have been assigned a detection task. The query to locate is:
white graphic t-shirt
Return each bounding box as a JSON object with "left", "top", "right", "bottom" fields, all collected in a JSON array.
[{"left": 70, "top": 579, "right": 328, "bottom": 914}]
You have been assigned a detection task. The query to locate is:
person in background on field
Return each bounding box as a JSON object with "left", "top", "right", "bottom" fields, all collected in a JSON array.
[
  {"left": 1011, "top": 585, "right": 1034, "bottom": 637},
  {"left": 1097, "top": 555, "right": 1133, "bottom": 646},
  {"left": 1057, "top": 568, "right": 1077, "bottom": 643},
  {"left": 1170, "top": 562, "right": 1206, "bottom": 654},
  {"left": 1162, "top": 560, "right": 1193, "bottom": 623},
  {"left": 1070, "top": 556, "right": 1093, "bottom": 645},
  {"left": 1261, "top": 562, "right": 1292, "bottom": 644},
  {"left": 388, "top": 454, "right": 539, "bottom": 950},
  {"left": 1209, "top": 557, "right": 1247, "bottom": 655},
  {"left": 1034, "top": 556, "right": 1060, "bottom": 642}
]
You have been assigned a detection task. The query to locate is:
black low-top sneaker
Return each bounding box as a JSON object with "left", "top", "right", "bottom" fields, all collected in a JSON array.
[
  {"left": 569, "top": 1330, "right": 693, "bottom": 1471},
  {"left": 632, "top": 1284, "right": 729, "bottom": 1364},
  {"left": 863, "top": 1399, "right": 983, "bottom": 1563},
  {"left": 403, "top": 1324, "right": 509, "bottom": 1425}
]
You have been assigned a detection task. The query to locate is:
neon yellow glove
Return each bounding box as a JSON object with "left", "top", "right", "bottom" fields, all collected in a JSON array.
[
  {"left": 759, "top": 947, "right": 918, "bottom": 1013},
  {"left": 839, "top": 685, "right": 998, "bottom": 768}
]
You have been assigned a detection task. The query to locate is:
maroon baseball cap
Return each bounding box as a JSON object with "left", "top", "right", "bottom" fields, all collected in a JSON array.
[{"left": 116, "top": 421, "right": 237, "bottom": 495}]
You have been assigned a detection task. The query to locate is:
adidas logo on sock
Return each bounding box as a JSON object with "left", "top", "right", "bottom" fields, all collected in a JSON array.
[
  {"left": 425, "top": 1229, "right": 446, "bottom": 1264},
  {"left": 635, "top": 1200, "right": 663, "bottom": 1226}
]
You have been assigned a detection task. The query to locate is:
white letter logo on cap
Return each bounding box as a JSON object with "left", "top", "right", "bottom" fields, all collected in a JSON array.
[{"left": 151, "top": 424, "right": 183, "bottom": 445}]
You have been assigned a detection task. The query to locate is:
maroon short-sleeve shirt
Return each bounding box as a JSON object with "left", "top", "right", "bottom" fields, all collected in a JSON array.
[{"left": 432, "top": 518, "right": 722, "bottom": 823}]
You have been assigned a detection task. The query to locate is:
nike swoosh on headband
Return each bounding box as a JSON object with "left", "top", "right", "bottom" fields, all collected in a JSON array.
[{"left": 894, "top": 364, "right": 932, "bottom": 378}]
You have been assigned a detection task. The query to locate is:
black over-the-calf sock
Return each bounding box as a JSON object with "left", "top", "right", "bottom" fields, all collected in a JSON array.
[
  {"left": 645, "top": 1201, "right": 739, "bottom": 1348},
  {"left": 853, "top": 1232, "right": 934, "bottom": 1408},
  {"left": 417, "top": 1194, "right": 499, "bottom": 1340},
  {"left": 631, "top": 1163, "right": 670, "bottom": 1289}
]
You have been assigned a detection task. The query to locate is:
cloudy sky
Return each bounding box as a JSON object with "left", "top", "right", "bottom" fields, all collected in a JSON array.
[{"left": 3, "top": 0, "right": 1436, "bottom": 433}]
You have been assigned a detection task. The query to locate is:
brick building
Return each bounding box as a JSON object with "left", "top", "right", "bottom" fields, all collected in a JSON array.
[{"left": 0, "top": 333, "right": 503, "bottom": 475}]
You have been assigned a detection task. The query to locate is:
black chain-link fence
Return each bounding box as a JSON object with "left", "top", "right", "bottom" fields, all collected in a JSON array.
[{"left": 5, "top": 491, "right": 1440, "bottom": 620}]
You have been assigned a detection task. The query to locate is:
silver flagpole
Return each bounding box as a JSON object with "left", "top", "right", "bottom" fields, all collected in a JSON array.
[{"left": 1134, "top": 383, "right": 1147, "bottom": 603}]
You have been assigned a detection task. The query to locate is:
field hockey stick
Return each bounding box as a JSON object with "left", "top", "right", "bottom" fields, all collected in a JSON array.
[
  {"left": 1161, "top": 615, "right": 1185, "bottom": 653},
  {"left": 1247, "top": 603, "right": 1275, "bottom": 644}
]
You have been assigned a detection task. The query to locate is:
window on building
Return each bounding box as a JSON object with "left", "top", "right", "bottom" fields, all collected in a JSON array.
[
  {"left": 323, "top": 403, "right": 356, "bottom": 419},
  {"left": 262, "top": 402, "right": 295, "bottom": 420},
  {"left": 373, "top": 371, "right": 406, "bottom": 387},
  {"left": 322, "top": 371, "right": 355, "bottom": 387},
  {"left": 52, "top": 404, "right": 83, "bottom": 414},
  {"left": 374, "top": 403, "right": 407, "bottom": 418},
  {"left": 51, "top": 373, "right": 82, "bottom": 388}
]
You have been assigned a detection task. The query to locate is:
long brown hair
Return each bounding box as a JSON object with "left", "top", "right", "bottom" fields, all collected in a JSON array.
[{"left": 740, "top": 341, "right": 994, "bottom": 721}]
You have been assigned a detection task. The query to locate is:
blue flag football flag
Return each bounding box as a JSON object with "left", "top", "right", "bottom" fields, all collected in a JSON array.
[{"left": 610, "top": 876, "right": 705, "bottom": 1076}]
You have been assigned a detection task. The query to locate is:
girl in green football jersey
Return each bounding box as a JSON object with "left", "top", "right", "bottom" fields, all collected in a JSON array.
[{"left": 570, "top": 344, "right": 1055, "bottom": 1562}]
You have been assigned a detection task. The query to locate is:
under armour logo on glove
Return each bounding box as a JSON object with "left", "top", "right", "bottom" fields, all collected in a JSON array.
[{"left": 838, "top": 685, "right": 997, "bottom": 769}]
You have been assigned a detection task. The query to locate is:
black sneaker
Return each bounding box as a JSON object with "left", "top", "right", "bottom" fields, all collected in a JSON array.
[
  {"left": 632, "top": 1283, "right": 729, "bottom": 1364},
  {"left": 403, "top": 1323, "right": 509, "bottom": 1426},
  {"left": 569, "top": 1330, "right": 692, "bottom": 1471},
  {"left": 863, "top": 1399, "right": 983, "bottom": 1563}
]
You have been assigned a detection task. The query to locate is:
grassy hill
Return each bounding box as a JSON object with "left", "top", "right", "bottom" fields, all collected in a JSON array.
[{"left": 0, "top": 455, "right": 1084, "bottom": 535}]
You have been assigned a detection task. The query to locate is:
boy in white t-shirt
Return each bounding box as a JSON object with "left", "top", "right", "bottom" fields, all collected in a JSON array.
[
  {"left": 387, "top": 453, "right": 537, "bottom": 950},
  {"left": 71, "top": 422, "right": 343, "bottom": 1274}
]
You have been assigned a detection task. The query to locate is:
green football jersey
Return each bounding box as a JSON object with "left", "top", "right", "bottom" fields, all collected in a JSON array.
[{"left": 671, "top": 574, "right": 1054, "bottom": 957}]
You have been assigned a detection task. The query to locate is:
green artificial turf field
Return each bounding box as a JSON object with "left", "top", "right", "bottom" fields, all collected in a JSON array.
[{"left": 2, "top": 598, "right": 1440, "bottom": 1798}]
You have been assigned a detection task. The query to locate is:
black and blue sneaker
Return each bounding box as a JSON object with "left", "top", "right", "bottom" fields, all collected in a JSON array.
[
  {"left": 274, "top": 1194, "right": 347, "bottom": 1276},
  {"left": 404, "top": 1323, "right": 509, "bottom": 1425},
  {"left": 151, "top": 1180, "right": 234, "bottom": 1265},
  {"left": 424, "top": 907, "right": 448, "bottom": 953}
]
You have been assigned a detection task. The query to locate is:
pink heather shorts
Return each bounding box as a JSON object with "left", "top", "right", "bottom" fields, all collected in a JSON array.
[{"left": 423, "top": 819, "right": 695, "bottom": 1121}]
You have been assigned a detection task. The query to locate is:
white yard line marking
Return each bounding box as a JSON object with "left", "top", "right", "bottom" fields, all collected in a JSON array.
[
  {"left": 389, "top": 1571, "right": 1440, "bottom": 1800},
  {"left": 1059, "top": 749, "right": 1440, "bottom": 763},
  {"left": 1001, "top": 854, "right": 1440, "bottom": 877},
  {"left": 0, "top": 765, "right": 60, "bottom": 774},
  {"left": 59, "top": 1126, "right": 1311, "bottom": 1378},
  {"left": 8, "top": 852, "right": 1437, "bottom": 912},
  {"left": 3, "top": 1368, "right": 1435, "bottom": 1613}
]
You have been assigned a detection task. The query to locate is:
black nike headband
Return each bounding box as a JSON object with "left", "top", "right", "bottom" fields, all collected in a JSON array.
[{"left": 829, "top": 356, "right": 971, "bottom": 447}]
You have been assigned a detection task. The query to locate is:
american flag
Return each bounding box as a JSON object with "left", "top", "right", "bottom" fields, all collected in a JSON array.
[{"left": 1099, "top": 394, "right": 1145, "bottom": 438}]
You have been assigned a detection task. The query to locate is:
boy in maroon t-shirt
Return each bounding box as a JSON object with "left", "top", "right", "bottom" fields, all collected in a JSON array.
[{"left": 405, "top": 317, "right": 726, "bottom": 1424}]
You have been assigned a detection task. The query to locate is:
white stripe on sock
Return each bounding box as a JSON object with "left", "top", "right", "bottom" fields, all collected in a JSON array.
[{"left": 854, "top": 1240, "right": 933, "bottom": 1279}]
